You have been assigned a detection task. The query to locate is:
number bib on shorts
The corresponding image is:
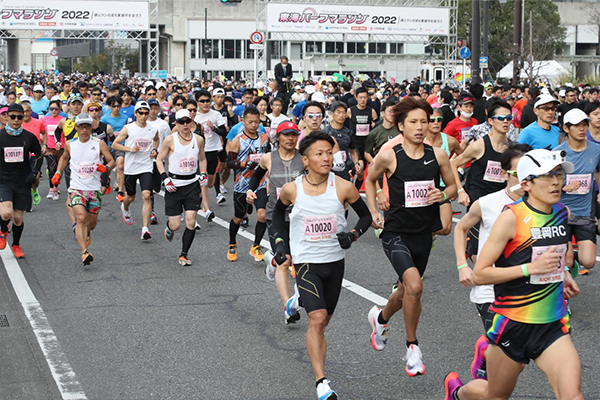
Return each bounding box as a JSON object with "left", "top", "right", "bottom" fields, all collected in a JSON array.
[
  {"left": 134, "top": 138, "right": 152, "bottom": 151},
  {"left": 77, "top": 163, "right": 96, "bottom": 179},
  {"left": 566, "top": 174, "right": 591, "bottom": 195},
  {"left": 4, "top": 147, "right": 24, "bottom": 163},
  {"left": 483, "top": 160, "right": 505, "bottom": 183},
  {"left": 404, "top": 180, "right": 434, "bottom": 208},
  {"left": 356, "top": 124, "right": 370, "bottom": 137},
  {"left": 304, "top": 214, "right": 337, "bottom": 241},
  {"left": 530, "top": 244, "right": 567, "bottom": 285},
  {"left": 179, "top": 157, "right": 197, "bottom": 174}
]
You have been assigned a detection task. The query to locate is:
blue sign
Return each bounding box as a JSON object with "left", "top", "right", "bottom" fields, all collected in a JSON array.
[
  {"left": 149, "top": 70, "right": 158, "bottom": 78},
  {"left": 159, "top": 70, "right": 168, "bottom": 79},
  {"left": 459, "top": 47, "right": 471, "bottom": 60},
  {"left": 479, "top": 56, "right": 488, "bottom": 68}
]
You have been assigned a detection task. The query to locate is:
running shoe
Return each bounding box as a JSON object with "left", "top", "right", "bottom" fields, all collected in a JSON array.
[
  {"left": 86, "top": 232, "right": 91, "bottom": 248},
  {"left": 116, "top": 192, "right": 125, "bottom": 202},
  {"left": 263, "top": 250, "right": 276, "bottom": 282},
  {"left": 205, "top": 210, "right": 215, "bottom": 222},
  {"left": 82, "top": 251, "right": 93, "bottom": 266},
  {"left": 405, "top": 344, "right": 425, "bottom": 376},
  {"left": 150, "top": 213, "right": 158, "bottom": 225},
  {"left": 52, "top": 190, "right": 60, "bottom": 201},
  {"left": 220, "top": 184, "right": 227, "bottom": 194},
  {"left": 368, "top": 306, "right": 389, "bottom": 351},
  {"left": 31, "top": 188, "right": 41, "bottom": 205},
  {"left": 285, "top": 284, "right": 301, "bottom": 324},
  {"left": 164, "top": 224, "right": 174, "bottom": 242},
  {"left": 72, "top": 223, "right": 77, "bottom": 235},
  {"left": 250, "top": 245, "right": 264, "bottom": 261},
  {"left": 374, "top": 228, "right": 383, "bottom": 238},
  {"left": 46, "top": 190, "right": 54, "bottom": 199},
  {"left": 578, "top": 262, "right": 590, "bottom": 276},
  {"left": 444, "top": 372, "right": 463, "bottom": 400},
  {"left": 240, "top": 217, "right": 249, "bottom": 228},
  {"left": 178, "top": 255, "right": 192, "bottom": 266},
  {"left": 316, "top": 378, "right": 337, "bottom": 400},
  {"left": 216, "top": 193, "right": 226, "bottom": 204},
  {"left": 0, "top": 232, "right": 6, "bottom": 250},
  {"left": 227, "top": 244, "right": 238, "bottom": 262},
  {"left": 195, "top": 221, "right": 202, "bottom": 230},
  {"left": 121, "top": 203, "right": 134, "bottom": 225},
  {"left": 470, "top": 334, "right": 488, "bottom": 380},
  {"left": 11, "top": 245, "right": 24, "bottom": 259},
  {"left": 141, "top": 227, "right": 152, "bottom": 240}
]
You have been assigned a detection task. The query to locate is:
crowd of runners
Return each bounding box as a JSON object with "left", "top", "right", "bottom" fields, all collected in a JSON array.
[{"left": 1, "top": 68, "right": 597, "bottom": 400}]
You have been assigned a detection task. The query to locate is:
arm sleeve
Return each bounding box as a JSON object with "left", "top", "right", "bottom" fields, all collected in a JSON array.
[
  {"left": 248, "top": 166, "right": 267, "bottom": 191},
  {"left": 348, "top": 196, "right": 372, "bottom": 238},
  {"left": 271, "top": 199, "right": 289, "bottom": 246},
  {"left": 54, "top": 125, "right": 63, "bottom": 143},
  {"left": 226, "top": 151, "right": 242, "bottom": 169},
  {"left": 215, "top": 124, "right": 228, "bottom": 139}
]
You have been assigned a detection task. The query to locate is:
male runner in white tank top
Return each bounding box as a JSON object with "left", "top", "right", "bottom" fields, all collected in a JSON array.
[
  {"left": 111, "top": 101, "right": 160, "bottom": 240},
  {"left": 156, "top": 109, "right": 207, "bottom": 266},
  {"left": 52, "top": 113, "right": 115, "bottom": 265}
]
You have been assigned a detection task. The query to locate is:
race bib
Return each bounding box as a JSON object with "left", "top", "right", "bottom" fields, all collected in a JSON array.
[
  {"left": 566, "top": 174, "right": 591, "bottom": 195},
  {"left": 134, "top": 138, "right": 152, "bottom": 151},
  {"left": 356, "top": 124, "right": 370, "bottom": 137},
  {"left": 4, "top": 147, "right": 24, "bottom": 163},
  {"left": 530, "top": 244, "right": 567, "bottom": 285},
  {"left": 341, "top": 151, "right": 347, "bottom": 162},
  {"left": 276, "top": 187, "right": 282, "bottom": 200},
  {"left": 77, "top": 163, "right": 96, "bottom": 179},
  {"left": 483, "top": 160, "right": 505, "bottom": 183},
  {"left": 404, "top": 180, "right": 434, "bottom": 208},
  {"left": 248, "top": 153, "right": 261, "bottom": 163},
  {"left": 203, "top": 126, "right": 213, "bottom": 138},
  {"left": 460, "top": 128, "right": 470, "bottom": 142},
  {"left": 179, "top": 157, "right": 197, "bottom": 174},
  {"left": 304, "top": 214, "right": 337, "bottom": 241}
]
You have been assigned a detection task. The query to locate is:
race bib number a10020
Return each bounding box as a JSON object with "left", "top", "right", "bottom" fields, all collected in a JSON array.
[
  {"left": 404, "top": 180, "right": 434, "bottom": 208},
  {"left": 304, "top": 214, "right": 337, "bottom": 241}
]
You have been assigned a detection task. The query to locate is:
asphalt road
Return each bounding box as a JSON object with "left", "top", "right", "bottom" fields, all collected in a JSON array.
[{"left": 1, "top": 177, "right": 599, "bottom": 400}]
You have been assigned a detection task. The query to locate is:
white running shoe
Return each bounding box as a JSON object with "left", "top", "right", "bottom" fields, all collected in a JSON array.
[
  {"left": 46, "top": 190, "right": 54, "bottom": 199},
  {"left": 405, "top": 344, "right": 425, "bottom": 376},
  {"left": 284, "top": 284, "right": 301, "bottom": 324},
  {"left": 368, "top": 306, "right": 389, "bottom": 351},
  {"left": 220, "top": 184, "right": 227, "bottom": 194},
  {"left": 216, "top": 193, "right": 226, "bottom": 204},
  {"left": 316, "top": 379, "right": 337, "bottom": 400},
  {"left": 121, "top": 203, "right": 134, "bottom": 225},
  {"left": 263, "top": 250, "right": 276, "bottom": 282},
  {"left": 141, "top": 227, "right": 152, "bottom": 240},
  {"left": 52, "top": 190, "right": 60, "bottom": 201}
]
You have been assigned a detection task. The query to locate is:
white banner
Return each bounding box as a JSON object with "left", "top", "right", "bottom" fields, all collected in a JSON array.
[
  {"left": 0, "top": 0, "right": 149, "bottom": 31},
  {"left": 266, "top": 3, "right": 449, "bottom": 36}
]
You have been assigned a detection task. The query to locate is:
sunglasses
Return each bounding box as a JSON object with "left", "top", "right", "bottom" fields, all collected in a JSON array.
[
  {"left": 429, "top": 116, "right": 443, "bottom": 123},
  {"left": 136, "top": 111, "right": 149, "bottom": 116},
  {"left": 110, "top": 104, "right": 121, "bottom": 108},
  {"left": 491, "top": 115, "right": 514, "bottom": 122},
  {"left": 538, "top": 106, "right": 557, "bottom": 112},
  {"left": 8, "top": 114, "right": 23, "bottom": 120},
  {"left": 175, "top": 103, "right": 184, "bottom": 107},
  {"left": 49, "top": 107, "right": 59, "bottom": 111},
  {"left": 187, "top": 108, "right": 197, "bottom": 112},
  {"left": 177, "top": 118, "right": 192, "bottom": 124},
  {"left": 506, "top": 170, "right": 518, "bottom": 177},
  {"left": 147, "top": 92, "right": 157, "bottom": 96},
  {"left": 91, "top": 92, "right": 102, "bottom": 96},
  {"left": 305, "top": 113, "right": 323, "bottom": 119},
  {"left": 528, "top": 169, "right": 565, "bottom": 182},
  {"left": 88, "top": 108, "right": 101, "bottom": 112},
  {"left": 198, "top": 99, "right": 211, "bottom": 104}
]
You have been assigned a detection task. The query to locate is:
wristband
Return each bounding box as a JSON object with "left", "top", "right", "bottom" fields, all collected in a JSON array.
[
  {"left": 376, "top": 189, "right": 383, "bottom": 194},
  {"left": 521, "top": 263, "right": 529, "bottom": 277},
  {"left": 442, "top": 191, "right": 448, "bottom": 201},
  {"left": 457, "top": 263, "right": 468, "bottom": 271},
  {"left": 56, "top": 170, "right": 62, "bottom": 176},
  {"left": 457, "top": 188, "right": 464, "bottom": 194},
  {"left": 274, "top": 237, "right": 284, "bottom": 244}
]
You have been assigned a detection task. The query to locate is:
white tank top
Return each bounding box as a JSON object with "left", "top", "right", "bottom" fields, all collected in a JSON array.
[
  {"left": 123, "top": 122, "right": 156, "bottom": 175},
  {"left": 69, "top": 137, "right": 102, "bottom": 191},
  {"left": 168, "top": 133, "right": 200, "bottom": 187},
  {"left": 470, "top": 188, "right": 515, "bottom": 304},
  {"left": 289, "top": 172, "right": 347, "bottom": 264},
  {"left": 195, "top": 110, "right": 225, "bottom": 152}
]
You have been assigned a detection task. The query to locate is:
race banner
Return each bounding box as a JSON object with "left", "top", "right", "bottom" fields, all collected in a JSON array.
[
  {"left": 0, "top": 0, "right": 149, "bottom": 31},
  {"left": 266, "top": 3, "right": 449, "bottom": 36}
]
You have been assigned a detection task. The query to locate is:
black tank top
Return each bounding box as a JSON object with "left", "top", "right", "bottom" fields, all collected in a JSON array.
[
  {"left": 92, "top": 122, "right": 110, "bottom": 144},
  {"left": 383, "top": 143, "right": 442, "bottom": 235},
  {"left": 349, "top": 105, "right": 373, "bottom": 150},
  {"left": 465, "top": 134, "right": 506, "bottom": 206}
]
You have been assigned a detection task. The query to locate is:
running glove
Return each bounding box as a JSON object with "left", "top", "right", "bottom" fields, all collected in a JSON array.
[
  {"left": 96, "top": 163, "right": 108, "bottom": 173},
  {"left": 163, "top": 177, "right": 177, "bottom": 193},
  {"left": 51, "top": 172, "right": 61, "bottom": 186},
  {"left": 274, "top": 241, "right": 287, "bottom": 266},
  {"left": 199, "top": 172, "right": 208, "bottom": 187},
  {"left": 336, "top": 231, "right": 357, "bottom": 249}
]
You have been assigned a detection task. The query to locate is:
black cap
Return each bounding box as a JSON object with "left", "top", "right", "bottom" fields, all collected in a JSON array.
[
  {"left": 7, "top": 103, "right": 23, "bottom": 113},
  {"left": 147, "top": 99, "right": 160, "bottom": 106}
]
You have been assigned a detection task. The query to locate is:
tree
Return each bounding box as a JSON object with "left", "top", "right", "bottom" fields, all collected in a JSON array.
[
  {"left": 457, "top": 0, "right": 566, "bottom": 78},
  {"left": 72, "top": 40, "right": 139, "bottom": 74}
]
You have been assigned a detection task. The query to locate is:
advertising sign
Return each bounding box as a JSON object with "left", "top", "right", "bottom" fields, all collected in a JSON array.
[
  {"left": 0, "top": 0, "right": 149, "bottom": 31},
  {"left": 266, "top": 3, "right": 449, "bottom": 36}
]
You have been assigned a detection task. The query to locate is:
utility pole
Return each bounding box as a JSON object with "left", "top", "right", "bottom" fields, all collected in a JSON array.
[
  {"left": 471, "top": 0, "right": 481, "bottom": 84},
  {"left": 482, "top": 0, "right": 489, "bottom": 81},
  {"left": 513, "top": 0, "right": 522, "bottom": 85}
]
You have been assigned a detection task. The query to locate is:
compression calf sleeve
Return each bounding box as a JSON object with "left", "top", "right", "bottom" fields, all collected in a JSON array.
[
  {"left": 271, "top": 199, "right": 289, "bottom": 248},
  {"left": 12, "top": 223, "right": 23, "bottom": 246},
  {"left": 0, "top": 218, "right": 9, "bottom": 234},
  {"left": 254, "top": 221, "right": 267, "bottom": 246},
  {"left": 229, "top": 219, "right": 240, "bottom": 244},
  {"left": 214, "top": 173, "right": 221, "bottom": 195},
  {"left": 181, "top": 228, "right": 195, "bottom": 256}
]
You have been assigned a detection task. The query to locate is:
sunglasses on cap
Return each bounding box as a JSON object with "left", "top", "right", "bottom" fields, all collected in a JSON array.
[{"left": 491, "top": 115, "right": 513, "bottom": 122}]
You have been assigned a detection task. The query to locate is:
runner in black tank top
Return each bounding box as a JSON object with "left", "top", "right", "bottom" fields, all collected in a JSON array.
[
  {"left": 347, "top": 87, "right": 378, "bottom": 189},
  {"left": 365, "top": 97, "right": 457, "bottom": 378},
  {"left": 450, "top": 100, "right": 511, "bottom": 260}
]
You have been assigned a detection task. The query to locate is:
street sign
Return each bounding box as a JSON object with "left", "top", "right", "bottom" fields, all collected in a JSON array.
[
  {"left": 50, "top": 48, "right": 58, "bottom": 57},
  {"left": 479, "top": 56, "right": 488, "bottom": 68},
  {"left": 459, "top": 47, "right": 471, "bottom": 59},
  {"left": 150, "top": 70, "right": 158, "bottom": 78},
  {"left": 249, "top": 44, "right": 264, "bottom": 50},
  {"left": 158, "top": 70, "right": 168, "bottom": 79},
  {"left": 250, "top": 31, "right": 263, "bottom": 44}
]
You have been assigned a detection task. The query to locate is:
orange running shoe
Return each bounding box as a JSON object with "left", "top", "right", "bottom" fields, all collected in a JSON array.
[
  {"left": 11, "top": 245, "right": 24, "bottom": 259},
  {"left": 0, "top": 232, "right": 6, "bottom": 250}
]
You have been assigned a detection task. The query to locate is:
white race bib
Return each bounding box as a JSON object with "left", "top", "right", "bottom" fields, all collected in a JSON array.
[
  {"left": 77, "top": 163, "right": 96, "bottom": 179},
  {"left": 483, "top": 160, "right": 505, "bottom": 183},
  {"left": 530, "top": 244, "right": 567, "bottom": 285},
  {"left": 248, "top": 153, "right": 261, "bottom": 163},
  {"left": 304, "top": 214, "right": 337, "bottom": 241},
  {"left": 356, "top": 124, "right": 370, "bottom": 137},
  {"left": 566, "top": 174, "right": 591, "bottom": 195},
  {"left": 404, "top": 180, "right": 434, "bottom": 208},
  {"left": 134, "top": 138, "right": 152, "bottom": 151},
  {"left": 178, "top": 157, "right": 197, "bottom": 174},
  {"left": 4, "top": 147, "right": 24, "bottom": 163}
]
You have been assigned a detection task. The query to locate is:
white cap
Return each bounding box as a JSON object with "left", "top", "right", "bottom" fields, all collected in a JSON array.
[
  {"left": 558, "top": 89, "right": 566, "bottom": 97},
  {"left": 156, "top": 82, "right": 166, "bottom": 89},
  {"left": 75, "top": 113, "right": 93, "bottom": 125},
  {"left": 305, "top": 85, "right": 316, "bottom": 95},
  {"left": 311, "top": 92, "right": 326, "bottom": 103},
  {"left": 510, "top": 149, "right": 574, "bottom": 191},
  {"left": 564, "top": 108, "right": 590, "bottom": 125},
  {"left": 134, "top": 101, "right": 150, "bottom": 111},
  {"left": 213, "top": 88, "right": 225, "bottom": 96},
  {"left": 51, "top": 95, "right": 62, "bottom": 101},
  {"left": 143, "top": 81, "right": 155, "bottom": 88},
  {"left": 255, "top": 81, "right": 265, "bottom": 89},
  {"left": 295, "top": 85, "right": 301, "bottom": 90},
  {"left": 175, "top": 109, "right": 191, "bottom": 121},
  {"left": 540, "top": 87, "right": 550, "bottom": 95},
  {"left": 33, "top": 84, "right": 44, "bottom": 92},
  {"left": 534, "top": 94, "right": 559, "bottom": 109}
]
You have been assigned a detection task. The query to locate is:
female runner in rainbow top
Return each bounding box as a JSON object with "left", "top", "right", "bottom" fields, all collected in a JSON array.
[{"left": 444, "top": 149, "right": 583, "bottom": 400}]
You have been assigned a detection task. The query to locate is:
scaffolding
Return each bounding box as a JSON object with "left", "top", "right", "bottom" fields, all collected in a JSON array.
[{"left": 255, "top": 0, "right": 458, "bottom": 82}]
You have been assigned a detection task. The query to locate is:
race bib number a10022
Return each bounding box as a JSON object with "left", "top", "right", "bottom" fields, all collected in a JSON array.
[
  {"left": 304, "top": 214, "right": 337, "bottom": 241},
  {"left": 404, "top": 180, "right": 434, "bottom": 208}
]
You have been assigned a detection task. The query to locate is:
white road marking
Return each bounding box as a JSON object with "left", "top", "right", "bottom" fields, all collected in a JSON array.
[{"left": 0, "top": 248, "right": 87, "bottom": 400}]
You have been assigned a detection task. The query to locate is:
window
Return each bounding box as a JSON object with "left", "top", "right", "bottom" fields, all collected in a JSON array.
[
  {"left": 224, "top": 40, "right": 242, "bottom": 59},
  {"left": 245, "top": 40, "right": 254, "bottom": 58},
  {"left": 325, "top": 42, "right": 343, "bottom": 53},
  {"left": 190, "top": 40, "right": 197, "bottom": 59},
  {"left": 356, "top": 42, "right": 366, "bottom": 53},
  {"left": 200, "top": 39, "right": 219, "bottom": 59},
  {"left": 347, "top": 42, "right": 356, "bottom": 53},
  {"left": 390, "top": 43, "right": 403, "bottom": 54},
  {"left": 269, "top": 41, "right": 283, "bottom": 59},
  {"left": 306, "top": 41, "right": 322, "bottom": 53},
  {"left": 368, "top": 43, "right": 386, "bottom": 54}
]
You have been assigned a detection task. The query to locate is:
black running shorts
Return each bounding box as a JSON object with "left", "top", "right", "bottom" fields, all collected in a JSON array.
[
  {"left": 0, "top": 182, "right": 32, "bottom": 212},
  {"left": 233, "top": 189, "right": 267, "bottom": 219},
  {"left": 570, "top": 223, "right": 596, "bottom": 244},
  {"left": 486, "top": 313, "right": 570, "bottom": 364},
  {"left": 205, "top": 151, "right": 219, "bottom": 175},
  {"left": 295, "top": 259, "right": 345, "bottom": 315},
  {"left": 381, "top": 231, "right": 433, "bottom": 282},
  {"left": 164, "top": 181, "right": 201, "bottom": 216},
  {"left": 124, "top": 172, "right": 153, "bottom": 196}
]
